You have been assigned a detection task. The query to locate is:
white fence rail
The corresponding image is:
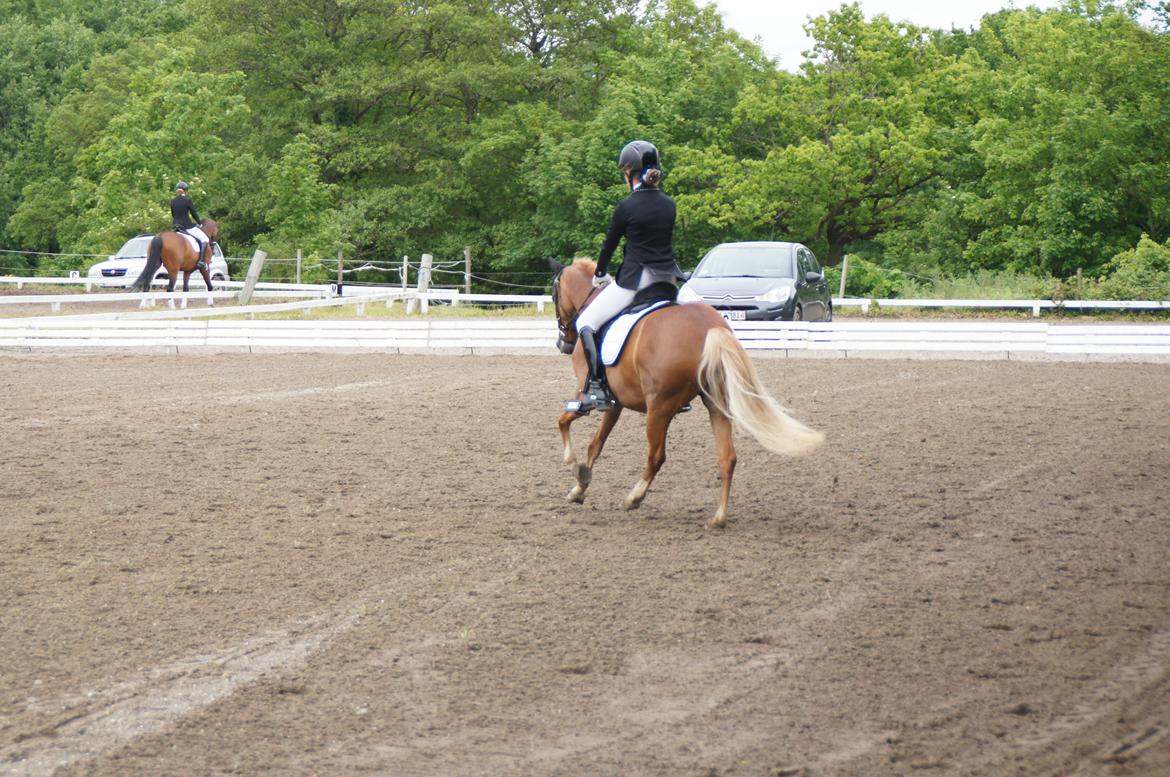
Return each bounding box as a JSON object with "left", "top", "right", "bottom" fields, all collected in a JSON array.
[
  {"left": 3, "top": 277, "right": 1169, "bottom": 317},
  {"left": 835, "top": 297, "right": 1170, "bottom": 316},
  {"left": 2, "top": 319, "right": 1168, "bottom": 361}
]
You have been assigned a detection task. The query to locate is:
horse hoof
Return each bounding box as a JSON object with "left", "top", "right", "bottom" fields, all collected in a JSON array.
[
  {"left": 624, "top": 478, "right": 649, "bottom": 510},
  {"left": 707, "top": 514, "right": 728, "bottom": 530},
  {"left": 567, "top": 486, "right": 586, "bottom": 504}
]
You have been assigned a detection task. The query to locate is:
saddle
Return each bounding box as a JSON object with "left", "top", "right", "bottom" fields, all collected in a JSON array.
[
  {"left": 174, "top": 227, "right": 207, "bottom": 267},
  {"left": 598, "top": 282, "right": 679, "bottom": 367}
]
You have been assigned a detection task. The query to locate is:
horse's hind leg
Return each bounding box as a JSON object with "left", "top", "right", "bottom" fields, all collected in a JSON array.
[
  {"left": 625, "top": 405, "right": 674, "bottom": 511},
  {"left": 199, "top": 263, "right": 214, "bottom": 293},
  {"left": 706, "top": 404, "right": 737, "bottom": 529}
]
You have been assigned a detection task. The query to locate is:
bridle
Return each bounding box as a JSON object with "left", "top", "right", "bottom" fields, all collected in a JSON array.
[
  {"left": 551, "top": 262, "right": 604, "bottom": 355},
  {"left": 551, "top": 265, "right": 577, "bottom": 355}
]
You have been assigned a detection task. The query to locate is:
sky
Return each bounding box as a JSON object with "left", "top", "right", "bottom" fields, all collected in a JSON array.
[{"left": 709, "top": 1, "right": 1063, "bottom": 69}]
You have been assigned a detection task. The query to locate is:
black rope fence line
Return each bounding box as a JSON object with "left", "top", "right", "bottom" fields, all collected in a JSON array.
[
  {"left": 6, "top": 246, "right": 1162, "bottom": 295},
  {"left": 0, "top": 247, "right": 109, "bottom": 258}
]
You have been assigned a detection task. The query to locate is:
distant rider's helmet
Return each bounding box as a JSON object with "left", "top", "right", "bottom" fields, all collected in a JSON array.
[
  {"left": 618, "top": 140, "right": 660, "bottom": 174},
  {"left": 175, "top": 181, "right": 189, "bottom": 192}
]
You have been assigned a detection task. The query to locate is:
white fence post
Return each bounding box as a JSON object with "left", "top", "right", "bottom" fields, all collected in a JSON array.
[
  {"left": 238, "top": 250, "right": 268, "bottom": 306},
  {"left": 464, "top": 246, "right": 472, "bottom": 295},
  {"left": 407, "top": 253, "right": 433, "bottom": 314}
]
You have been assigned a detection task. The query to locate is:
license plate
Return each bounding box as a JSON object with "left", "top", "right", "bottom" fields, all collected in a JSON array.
[{"left": 720, "top": 311, "right": 746, "bottom": 321}]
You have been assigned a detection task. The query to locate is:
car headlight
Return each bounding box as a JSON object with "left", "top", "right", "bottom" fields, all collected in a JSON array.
[
  {"left": 678, "top": 285, "right": 702, "bottom": 303},
  {"left": 758, "top": 286, "right": 792, "bottom": 304}
]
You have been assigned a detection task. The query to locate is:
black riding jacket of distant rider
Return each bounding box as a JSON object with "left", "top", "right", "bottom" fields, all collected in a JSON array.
[
  {"left": 596, "top": 186, "right": 685, "bottom": 290},
  {"left": 170, "top": 195, "right": 201, "bottom": 231}
]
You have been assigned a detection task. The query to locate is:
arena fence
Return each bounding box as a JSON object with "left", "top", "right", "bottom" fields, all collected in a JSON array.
[
  {"left": 3, "top": 276, "right": 1169, "bottom": 317},
  {"left": 2, "top": 318, "right": 1168, "bottom": 361}
]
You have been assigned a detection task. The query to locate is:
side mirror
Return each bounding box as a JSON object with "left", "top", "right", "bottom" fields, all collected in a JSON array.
[
  {"left": 684, "top": 271, "right": 692, "bottom": 280},
  {"left": 805, "top": 271, "right": 823, "bottom": 283}
]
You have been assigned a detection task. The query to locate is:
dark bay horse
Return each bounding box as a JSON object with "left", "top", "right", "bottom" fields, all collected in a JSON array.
[
  {"left": 130, "top": 218, "right": 220, "bottom": 294},
  {"left": 552, "top": 257, "right": 824, "bottom": 528}
]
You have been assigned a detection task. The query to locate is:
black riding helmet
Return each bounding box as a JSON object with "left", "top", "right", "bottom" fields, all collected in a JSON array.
[{"left": 618, "top": 140, "right": 660, "bottom": 174}]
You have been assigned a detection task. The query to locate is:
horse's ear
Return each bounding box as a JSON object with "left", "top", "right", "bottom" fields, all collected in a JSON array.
[{"left": 547, "top": 256, "right": 564, "bottom": 273}]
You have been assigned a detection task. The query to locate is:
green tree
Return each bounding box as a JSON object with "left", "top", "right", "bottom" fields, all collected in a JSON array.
[
  {"left": 954, "top": 5, "right": 1170, "bottom": 275},
  {"left": 256, "top": 134, "right": 340, "bottom": 262},
  {"left": 673, "top": 4, "right": 954, "bottom": 266},
  {"left": 50, "top": 53, "right": 251, "bottom": 252}
]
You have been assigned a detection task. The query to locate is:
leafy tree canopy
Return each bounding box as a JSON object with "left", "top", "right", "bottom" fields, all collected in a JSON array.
[{"left": 0, "top": 0, "right": 1167, "bottom": 290}]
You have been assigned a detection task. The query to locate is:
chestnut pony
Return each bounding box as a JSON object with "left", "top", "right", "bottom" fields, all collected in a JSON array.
[
  {"left": 130, "top": 218, "right": 221, "bottom": 293},
  {"left": 552, "top": 257, "right": 824, "bottom": 528}
]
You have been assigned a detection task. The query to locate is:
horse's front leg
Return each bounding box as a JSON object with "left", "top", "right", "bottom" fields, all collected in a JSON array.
[
  {"left": 560, "top": 406, "right": 622, "bottom": 504},
  {"left": 626, "top": 404, "right": 675, "bottom": 511},
  {"left": 559, "top": 353, "right": 588, "bottom": 467}
]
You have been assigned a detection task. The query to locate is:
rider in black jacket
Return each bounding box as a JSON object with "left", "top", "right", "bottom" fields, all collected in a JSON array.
[
  {"left": 569, "top": 140, "right": 685, "bottom": 413},
  {"left": 170, "top": 181, "right": 208, "bottom": 266}
]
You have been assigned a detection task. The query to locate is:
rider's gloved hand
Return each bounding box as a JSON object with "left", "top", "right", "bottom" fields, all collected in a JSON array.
[{"left": 592, "top": 271, "right": 609, "bottom": 288}]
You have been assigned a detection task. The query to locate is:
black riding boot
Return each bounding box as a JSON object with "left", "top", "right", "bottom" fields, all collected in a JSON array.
[{"left": 565, "top": 327, "right": 615, "bottom": 414}]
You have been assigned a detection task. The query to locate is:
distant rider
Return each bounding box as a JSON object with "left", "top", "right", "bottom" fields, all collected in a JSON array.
[
  {"left": 170, "top": 181, "right": 209, "bottom": 268},
  {"left": 567, "top": 140, "right": 686, "bottom": 413}
]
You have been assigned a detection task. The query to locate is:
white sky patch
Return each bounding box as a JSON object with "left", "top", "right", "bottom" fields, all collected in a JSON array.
[{"left": 707, "top": 1, "right": 1064, "bottom": 69}]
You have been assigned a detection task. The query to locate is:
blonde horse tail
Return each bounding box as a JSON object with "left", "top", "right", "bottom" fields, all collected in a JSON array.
[{"left": 697, "top": 327, "right": 824, "bottom": 456}]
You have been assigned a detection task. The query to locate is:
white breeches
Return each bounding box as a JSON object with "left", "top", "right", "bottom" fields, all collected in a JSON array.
[
  {"left": 182, "top": 226, "right": 209, "bottom": 245},
  {"left": 576, "top": 268, "right": 658, "bottom": 332}
]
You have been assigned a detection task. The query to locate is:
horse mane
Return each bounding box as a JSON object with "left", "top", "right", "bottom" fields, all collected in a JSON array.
[
  {"left": 571, "top": 257, "right": 596, "bottom": 275},
  {"left": 200, "top": 218, "right": 219, "bottom": 241}
]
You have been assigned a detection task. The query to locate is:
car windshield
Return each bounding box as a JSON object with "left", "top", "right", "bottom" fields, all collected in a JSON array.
[
  {"left": 693, "top": 246, "right": 794, "bottom": 279},
  {"left": 114, "top": 237, "right": 153, "bottom": 259}
]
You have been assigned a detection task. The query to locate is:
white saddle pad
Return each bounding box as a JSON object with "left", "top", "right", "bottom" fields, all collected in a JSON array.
[
  {"left": 600, "top": 301, "right": 671, "bottom": 366},
  {"left": 177, "top": 228, "right": 208, "bottom": 254}
]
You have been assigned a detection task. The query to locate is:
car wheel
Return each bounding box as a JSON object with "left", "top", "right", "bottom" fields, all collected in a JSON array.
[
  {"left": 823, "top": 304, "right": 833, "bottom": 322},
  {"left": 793, "top": 304, "right": 803, "bottom": 322}
]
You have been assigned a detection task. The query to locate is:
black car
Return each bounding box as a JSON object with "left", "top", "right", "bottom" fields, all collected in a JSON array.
[{"left": 678, "top": 241, "right": 832, "bottom": 321}]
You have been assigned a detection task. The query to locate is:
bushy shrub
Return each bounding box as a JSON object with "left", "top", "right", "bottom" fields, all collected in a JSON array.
[
  {"left": 831, "top": 259, "right": 911, "bottom": 298},
  {"left": 1094, "top": 235, "right": 1170, "bottom": 300}
]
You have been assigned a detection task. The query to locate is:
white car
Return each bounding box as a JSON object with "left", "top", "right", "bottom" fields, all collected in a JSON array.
[{"left": 86, "top": 234, "right": 231, "bottom": 288}]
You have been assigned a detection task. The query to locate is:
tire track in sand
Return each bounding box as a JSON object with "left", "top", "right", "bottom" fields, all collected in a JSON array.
[{"left": 0, "top": 607, "right": 365, "bottom": 777}]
